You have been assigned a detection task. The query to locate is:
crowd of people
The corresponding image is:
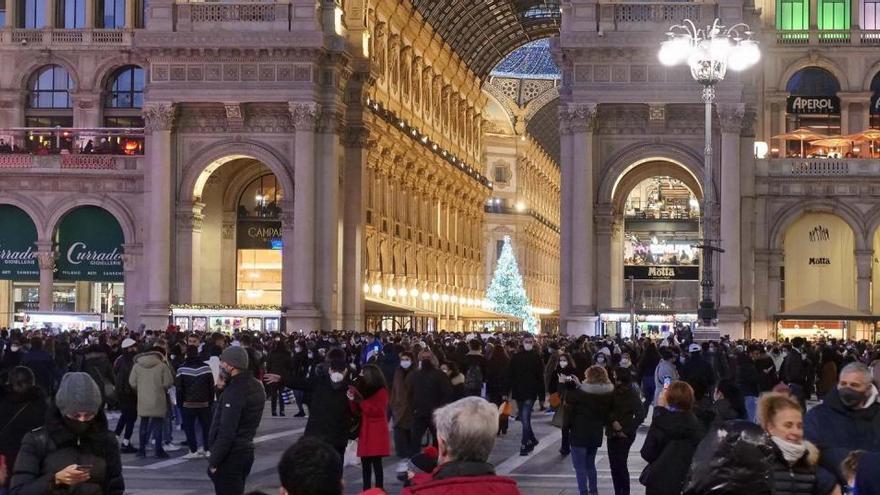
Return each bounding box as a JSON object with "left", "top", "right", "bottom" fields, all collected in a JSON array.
[{"left": 0, "top": 327, "right": 879, "bottom": 495}]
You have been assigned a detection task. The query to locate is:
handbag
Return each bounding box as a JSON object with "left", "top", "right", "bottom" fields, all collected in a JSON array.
[
  {"left": 499, "top": 400, "right": 513, "bottom": 417},
  {"left": 550, "top": 403, "right": 566, "bottom": 428},
  {"left": 348, "top": 414, "right": 361, "bottom": 440},
  {"left": 548, "top": 392, "right": 561, "bottom": 409}
]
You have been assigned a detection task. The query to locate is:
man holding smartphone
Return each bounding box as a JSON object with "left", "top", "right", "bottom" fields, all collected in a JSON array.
[{"left": 653, "top": 348, "right": 680, "bottom": 406}]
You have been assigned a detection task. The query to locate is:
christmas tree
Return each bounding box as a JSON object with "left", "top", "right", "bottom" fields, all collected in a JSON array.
[{"left": 487, "top": 236, "right": 538, "bottom": 333}]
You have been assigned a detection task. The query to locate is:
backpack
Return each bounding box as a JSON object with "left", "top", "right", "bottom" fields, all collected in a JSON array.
[{"left": 464, "top": 363, "right": 483, "bottom": 393}]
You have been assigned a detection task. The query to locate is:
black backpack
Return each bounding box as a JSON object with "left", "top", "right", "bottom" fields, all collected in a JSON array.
[{"left": 465, "top": 363, "right": 483, "bottom": 393}]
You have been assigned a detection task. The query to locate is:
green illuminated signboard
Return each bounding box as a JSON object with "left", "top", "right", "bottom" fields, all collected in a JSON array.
[{"left": 0, "top": 205, "right": 39, "bottom": 281}]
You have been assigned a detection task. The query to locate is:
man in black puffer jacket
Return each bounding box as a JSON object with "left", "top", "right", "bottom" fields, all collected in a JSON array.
[
  {"left": 10, "top": 372, "right": 124, "bottom": 495},
  {"left": 507, "top": 336, "right": 545, "bottom": 456},
  {"left": 208, "top": 347, "right": 265, "bottom": 495}
]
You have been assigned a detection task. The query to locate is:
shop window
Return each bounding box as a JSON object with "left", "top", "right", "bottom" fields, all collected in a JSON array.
[
  {"left": 20, "top": 0, "right": 46, "bottom": 28},
  {"left": 777, "top": 0, "right": 809, "bottom": 30},
  {"left": 236, "top": 174, "right": 283, "bottom": 306},
  {"left": 863, "top": 0, "right": 880, "bottom": 29},
  {"left": 784, "top": 67, "right": 841, "bottom": 156},
  {"left": 818, "top": 0, "right": 850, "bottom": 29},
  {"left": 60, "top": 0, "right": 85, "bottom": 28}
]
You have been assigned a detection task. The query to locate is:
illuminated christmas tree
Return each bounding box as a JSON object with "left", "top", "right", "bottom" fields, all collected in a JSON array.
[{"left": 487, "top": 236, "right": 537, "bottom": 333}]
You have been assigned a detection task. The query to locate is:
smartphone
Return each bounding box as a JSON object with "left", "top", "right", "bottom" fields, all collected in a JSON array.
[
  {"left": 76, "top": 465, "right": 93, "bottom": 472},
  {"left": 662, "top": 377, "right": 672, "bottom": 389}
]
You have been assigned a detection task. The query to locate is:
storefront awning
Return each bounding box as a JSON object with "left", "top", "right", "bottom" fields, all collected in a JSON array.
[
  {"left": 365, "top": 297, "right": 434, "bottom": 316},
  {"left": 457, "top": 306, "right": 521, "bottom": 321},
  {"left": 775, "top": 300, "right": 878, "bottom": 321}
]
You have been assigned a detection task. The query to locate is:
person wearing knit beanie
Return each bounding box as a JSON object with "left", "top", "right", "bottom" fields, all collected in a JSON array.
[{"left": 55, "top": 372, "right": 103, "bottom": 417}]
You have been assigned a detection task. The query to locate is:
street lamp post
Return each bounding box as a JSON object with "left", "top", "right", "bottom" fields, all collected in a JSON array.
[{"left": 658, "top": 19, "right": 759, "bottom": 328}]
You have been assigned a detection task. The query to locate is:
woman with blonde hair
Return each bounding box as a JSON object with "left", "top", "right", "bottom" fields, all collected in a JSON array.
[
  {"left": 564, "top": 365, "right": 614, "bottom": 495},
  {"left": 758, "top": 393, "right": 825, "bottom": 495}
]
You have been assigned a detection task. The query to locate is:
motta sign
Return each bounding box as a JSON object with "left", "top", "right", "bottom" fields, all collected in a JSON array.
[
  {"left": 624, "top": 265, "right": 700, "bottom": 280},
  {"left": 237, "top": 220, "right": 283, "bottom": 250},
  {"left": 0, "top": 205, "right": 39, "bottom": 281},
  {"left": 786, "top": 96, "right": 840, "bottom": 114},
  {"left": 56, "top": 206, "right": 124, "bottom": 282},
  {"left": 809, "top": 257, "right": 831, "bottom": 266}
]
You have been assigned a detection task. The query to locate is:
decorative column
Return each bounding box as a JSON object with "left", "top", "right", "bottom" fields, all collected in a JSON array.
[
  {"left": 140, "top": 102, "right": 175, "bottom": 329},
  {"left": 36, "top": 242, "right": 55, "bottom": 311},
  {"left": 285, "top": 102, "right": 321, "bottom": 331},
  {"left": 315, "top": 106, "right": 342, "bottom": 330},
  {"left": 856, "top": 249, "right": 873, "bottom": 313},
  {"left": 341, "top": 125, "right": 370, "bottom": 331},
  {"left": 175, "top": 202, "right": 204, "bottom": 304},
  {"left": 594, "top": 204, "right": 615, "bottom": 312},
  {"left": 560, "top": 103, "right": 598, "bottom": 336},
  {"left": 44, "top": 0, "right": 55, "bottom": 27},
  {"left": 766, "top": 250, "right": 784, "bottom": 338},
  {"left": 717, "top": 104, "right": 745, "bottom": 337},
  {"left": 85, "top": 0, "right": 95, "bottom": 27},
  {"left": 122, "top": 246, "right": 141, "bottom": 328}
]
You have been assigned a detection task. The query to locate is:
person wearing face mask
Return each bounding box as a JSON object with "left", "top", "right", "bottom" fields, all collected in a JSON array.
[
  {"left": 758, "top": 393, "right": 822, "bottom": 495},
  {"left": 606, "top": 366, "right": 645, "bottom": 495},
  {"left": 265, "top": 339, "right": 293, "bottom": 417},
  {"left": 0, "top": 366, "right": 47, "bottom": 492},
  {"left": 441, "top": 362, "right": 466, "bottom": 402},
  {"left": 206, "top": 347, "right": 265, "bottom": 495},
  {"left": 129, "top": 345, "right": 174, "bottom": 458},
  {"left": 391, "top": 351, "right": 417, "bottom": 465},
  {"left": 805, "top": 362, "right": 880, "bottom": 492},
  {"left": 10, "top": 372, "right": 124, "bottom": 495},
  {"left": 112, "top": 338, "right": 139, "bottom": 453},
  {"left": 0, "top": 339, "right": 23, "bottom": 377},
  {"left": 507, "top": 337, "right": 544, "bottom": 456},
  {"left": 406, "top": 351, "right": 453, "bottom": 453},
  {"left": 548, "top": 353, "right": 578, "bottom": 457},
  {"left": 653, "top": 348, "right": 679, "bottom": 405}
]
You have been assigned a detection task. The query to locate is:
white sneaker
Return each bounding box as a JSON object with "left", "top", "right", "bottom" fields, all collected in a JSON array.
[
  {"left": 202, "top": 450, "right": 210, "bottom": 458},
  {"left": 164, "top": 443, "right": 181, "bottom": 451},
  {"left": 182, "top": 451, "right": 202, "bottom": 460}
]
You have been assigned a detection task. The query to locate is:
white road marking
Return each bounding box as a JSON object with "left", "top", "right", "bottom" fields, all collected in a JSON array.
[{"left": 495, "top": 429, "right": 562, "bottom": 475}]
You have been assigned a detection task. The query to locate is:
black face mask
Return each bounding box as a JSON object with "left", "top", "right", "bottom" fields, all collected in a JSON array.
[
  {"left": 838, "top": 387, "right": 867, "bottom": 408},
  {"left": 64, "top": 417, "right": 93, "bottom": 435}
]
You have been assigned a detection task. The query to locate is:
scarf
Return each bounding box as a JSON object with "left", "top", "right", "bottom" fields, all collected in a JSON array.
[{"left": 772, "top": 436, "right": 806, "bottom": 464}]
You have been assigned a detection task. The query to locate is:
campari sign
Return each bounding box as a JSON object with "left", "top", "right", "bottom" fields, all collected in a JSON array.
[
  {"left": 55, "top": 206, "right": 124, "bottom": 282},
  {"left": 0, "top": 205, "right": 39, "bottom": 281}
]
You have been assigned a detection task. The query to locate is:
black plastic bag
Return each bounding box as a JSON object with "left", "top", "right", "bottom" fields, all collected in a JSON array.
[{"left": 683, "top": 420, "right": 775, "bottom": 495}]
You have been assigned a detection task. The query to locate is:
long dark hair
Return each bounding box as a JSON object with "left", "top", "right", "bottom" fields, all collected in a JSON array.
[{"left": 356, "top": 364, "right": 387, "bottom": 399}]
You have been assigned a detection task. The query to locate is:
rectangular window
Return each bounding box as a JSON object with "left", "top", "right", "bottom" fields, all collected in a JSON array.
[
  {"left": 23, "top": 0, "right": 46, "bottom": 28},
  {"left": 777, "top": 0, "right": 809, "bottom": 30},
  {"left": 819, "top": 0, "right": 850, "bottom": 29},
  {"left": 62, "top": 0, "right": 85, "bottom": 28},
  {"left": 863, "top": 0, "right": 880, "bottom": 29},
  {"left": 100, "top": 0, "right": 125, "bottom": 28},
  {"left": 496, "top": 240, "right": 504, "bottom": 261},
  {"left": 0, "top": 0, "right": 6, "bottom": 26}
]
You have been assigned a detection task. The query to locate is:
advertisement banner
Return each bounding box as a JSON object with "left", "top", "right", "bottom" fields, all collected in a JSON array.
[
  {"left": 783, "top": 213, "right": 855, "bottom": 310},
  {"left": 237, "top": 220, "right": 283, "bottom": 250},
  {"left": 624, "top": 265, "right": 700, "bottom": 280},
  {"left": 786, "top": 95, "right": 841, "bottom": 114},
  {"left": 0, "top": 205, "right": 39, "bottom": 281},
  {"left": 55, "top": 206, "right": 124, "bottom": 282}
]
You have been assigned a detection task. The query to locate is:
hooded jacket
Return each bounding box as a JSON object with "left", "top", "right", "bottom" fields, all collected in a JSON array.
[
  {"left": 640, "top": 407, "right": 704, "bottom": 495},
  {"left": 128, "top": 351, "right": 174, "bottom": 418},
  {"left": 564, "top": 382, "right": 614, "bottom": 448},
  {"left": 9, "top": 407, "right": 124, "bottom": 495},
  {"left": 804, "top": 385, "right": 880, "bottom": 488}
]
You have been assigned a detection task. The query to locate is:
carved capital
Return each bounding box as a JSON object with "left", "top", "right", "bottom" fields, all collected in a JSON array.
[
  {"left": 36, "top": 251, "right": 56, "bottom": 271},
  {"left": 289, "top": 102, "right": 319, "bottom": 131},
  {"left": 718, "top": 103, "right": 746, "bottom": 134},
  {"left": 142, "top": 102, "right": 176, "bottom": 132},
  {"left": 560, "top": 103, "right": 597, "bottom": 133},
  {"left": 342, "top": 126, "right": 371, "bottom": 148},
  {"left": 177, "top": 210, "right": 204, "bottom": 233},
  {"left": 122, "top": 253, "right": 137, "bottom": 273},
  {"left": 222, "top": 222, "right": 235, "bottom": 240}
]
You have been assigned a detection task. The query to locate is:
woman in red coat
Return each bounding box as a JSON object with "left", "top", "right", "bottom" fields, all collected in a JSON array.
[{"left": 349, "top": 364, "right": 391, "bottom": 490}]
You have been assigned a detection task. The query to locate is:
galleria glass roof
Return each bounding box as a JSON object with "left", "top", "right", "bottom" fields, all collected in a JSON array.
[{"left": 491, "top": 39, "right": 560, "bottom": 80}]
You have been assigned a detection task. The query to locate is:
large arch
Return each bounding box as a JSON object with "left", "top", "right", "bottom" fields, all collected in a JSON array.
[
  {"left": 768, "top": 199, "right": 868, "bottom": 251},
  {"left": 44, "top": 195, "right": 138, "bottom": 245},
  {"left": 598, "top": 141, "right": 705, "bottom": 209},
  {"left": 0, "top": 193, "right": 47, "bottom": 239},
  {"left": 179, "top": 139, "right": 295, "bottom": 203},
  {"left": 778, "top": 56, "right": 850, "bottom": 93},
  {"left": 609, "top": 160, "right": 703, "bottom": 213}
]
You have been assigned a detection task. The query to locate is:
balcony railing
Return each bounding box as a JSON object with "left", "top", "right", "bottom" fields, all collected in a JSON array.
[
  {"left": 760, "top": 158, "right": 880, "bottom": 176},
  {"left": 0, "top": 28, "right": 133, "bottom": 46},
  {"left": 598, "top": 1, "right": 717, "bottom": 31},
  {"left": 0, "top": 154, "right": 142, "bottom": 171},
  {"left": 773, "top": 28, "right": 880, "bottom": 46},
  {"left": 174, "top": 1, "right": 292, "bottom": 31},
  {"left": 0, "top": 127, "right": 145, "bottom": 157}
]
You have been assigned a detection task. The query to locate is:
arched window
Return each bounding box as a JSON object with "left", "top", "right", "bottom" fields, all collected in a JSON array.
[
  {"left": 236, "top": 174, "right": 283, "bottom": 306},
  {"left": 238, "top": 175, "right": 283, "bottom": 219},
  {"left": 785, "top": 67, "right": 841, "bottom": 156},
  {"left": 26, "top": 65, "right": 73, "bottom": 128},
  {"left": 870, "top": 72, "right": 880, "bottom": 129},
  {"left": 104, "top": 66, "right": 144, "bottom": 127}
]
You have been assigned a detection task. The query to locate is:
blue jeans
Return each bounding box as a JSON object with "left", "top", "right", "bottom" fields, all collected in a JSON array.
[
  {"left": 571, "top": 445, "right": 599, "bottom": 495},
  {"left": 745, "top": 395, "right": 758, "bottom": 422},
  {"left": 516, "top": 399, "right": 536, "bottom": 446},
  {"left": 641, "top": 376, "right": 655, "bottom": 409}
]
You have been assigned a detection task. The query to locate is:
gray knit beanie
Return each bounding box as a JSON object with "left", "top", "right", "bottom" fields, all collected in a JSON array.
[
  {"left": 220, "top": 346, "right": 249, "bottom": 370},
  {"left": 55, "top": 372, "right": 102, "bottom": 417}
]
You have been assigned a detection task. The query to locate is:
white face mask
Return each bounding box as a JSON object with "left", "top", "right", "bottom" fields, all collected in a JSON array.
[
  {"left": 330, "top": 372, "right": 345, "bottom": 383},
  {"left": 620, "top": 359, "right": 631, "bottom": 368},
  {"left": 10, "top": 346, "right": 20, "bottom": 352},
  {"left": 523, "top": 343, "right": 534, "bottom": 351},
  {"left": 559, "top": 360, "right": 568, "bottom": 368},
  {"left": 400, "top": 360, "right": 412, "bottom": 369}
]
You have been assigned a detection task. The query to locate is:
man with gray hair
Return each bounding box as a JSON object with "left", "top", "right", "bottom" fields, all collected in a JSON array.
[
  {"left": 400, "top": 397, "right": 523, "bottom": 495},
  {"left": 805, "top": 361, "right": 880, "bottom": 492}
]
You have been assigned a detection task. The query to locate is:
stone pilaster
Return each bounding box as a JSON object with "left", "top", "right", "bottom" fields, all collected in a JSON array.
[{"left": 717, "top": 103, "right": 744, "bottom": 335}]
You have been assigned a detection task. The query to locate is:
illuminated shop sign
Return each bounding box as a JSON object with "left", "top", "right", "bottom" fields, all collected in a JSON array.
[
  {"left": 237, "top": 220, "right": 283, "bottom": 250},
  {"left": 624, "top": 265, "right": 699, "bottom": 280},
  {"left": 786, "top": 96, "right": 840, "bottom": 114}
]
